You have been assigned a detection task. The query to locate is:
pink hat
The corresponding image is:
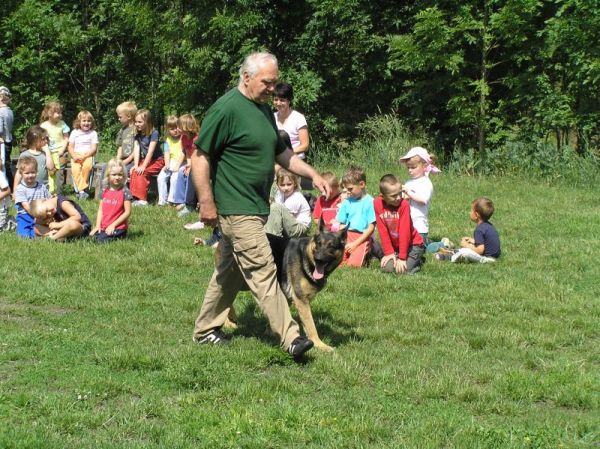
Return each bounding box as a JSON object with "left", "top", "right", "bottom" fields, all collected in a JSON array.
[{"left": 399, "top": 146, "right": 441, "bottom": 176}]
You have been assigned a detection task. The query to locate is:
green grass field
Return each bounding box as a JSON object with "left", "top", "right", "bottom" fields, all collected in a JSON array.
[{"left": 1, "top": 173, "right": 598, "bottom": 448}]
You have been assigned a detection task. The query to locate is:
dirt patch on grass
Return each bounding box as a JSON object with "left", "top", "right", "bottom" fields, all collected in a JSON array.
[
  {"left": 0, "top": 301, "right": 75, "bottom": 317},
  {"left": 0, "top": 313, "right": 31, "bottom": 322}
]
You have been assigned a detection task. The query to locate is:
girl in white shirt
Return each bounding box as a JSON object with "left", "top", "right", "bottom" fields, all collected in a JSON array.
[
  {"left": 265, "top": 168, "right": 311, "bottom": 238},
  {"left": 400, "top": 146, "right": 449, "bottom": 253}
]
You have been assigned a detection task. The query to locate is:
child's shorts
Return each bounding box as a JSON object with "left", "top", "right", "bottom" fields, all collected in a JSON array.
[{"left": 16, "top": 213, "right": 35, "bottom": 239}]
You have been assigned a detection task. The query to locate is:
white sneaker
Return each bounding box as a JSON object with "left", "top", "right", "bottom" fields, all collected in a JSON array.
[
  {"left": 177, "top": 206, "right": 193, "bottom": 217},
  {"left": 132, "top": 200, "right": 149, "bottom": 207},
  {"left": 184, "top": 221, "right": 205, "bottom": 230}
]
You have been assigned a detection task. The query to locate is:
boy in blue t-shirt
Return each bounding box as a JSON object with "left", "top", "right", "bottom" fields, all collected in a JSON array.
[
  {"left": 437, "top": 197, "right": 501, "bottom": 263},
  {"left": 330, "top": 166, "right": 376, "bottom": 260}
]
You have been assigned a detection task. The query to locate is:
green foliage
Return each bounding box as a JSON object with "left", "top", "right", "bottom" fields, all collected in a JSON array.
[
  {"left": 447, "top": 140, "right": 600, "bottom": 186},
  {"left": 1, "top": 0, "right": 600, "bottom": 165}
]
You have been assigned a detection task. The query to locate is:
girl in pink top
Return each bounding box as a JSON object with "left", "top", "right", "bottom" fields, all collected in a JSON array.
[{"left": 90, "top": 158, "right": 132, "bottom": 243}]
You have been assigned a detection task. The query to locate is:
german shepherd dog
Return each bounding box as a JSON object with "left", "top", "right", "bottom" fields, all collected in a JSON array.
[{"left": 220, "top": 219, "right": 347, "bottom": 352}]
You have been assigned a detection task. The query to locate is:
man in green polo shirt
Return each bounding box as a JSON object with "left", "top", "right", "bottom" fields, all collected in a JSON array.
[{"left": 191, "top": 52, "right": 330, "bottom": 358}]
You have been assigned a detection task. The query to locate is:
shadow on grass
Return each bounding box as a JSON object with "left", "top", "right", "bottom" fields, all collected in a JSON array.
[{"left": 232, "top": 300, "right": 362, "bottom": 350}]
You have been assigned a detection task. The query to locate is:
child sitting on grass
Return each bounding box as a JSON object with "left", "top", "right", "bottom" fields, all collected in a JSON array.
[
  {"left": 115, "top": 101, "right": 137, "bottom": 173},
  {"left": 436, "top": 197, "right": 501, "bottom": 263},
  {"left": 14, "top": 156, "right": 52, "bottom": 238},
  {"left": 30, "top": 195, "right": 92, "bottom": 241},
  {"left": 68, "top": 110, "right": 98, "bottom": 200},
  {"left": 374, "top": 174, "right": 425, "bottom": 274},
  {"left": 312, "top": 171, "right": 343, "bottom": 230},
  {"left": 265, "top": 168, "right": 311, "bottom": 238},
  {"left": 157, "top": 115, "right": 183, "bottom": 206},
  {"left": 330, "top": 166, "right": 376, "bottom": 266},
  {"left": 14, "top": 125, "right": 55, "bottom": 191},
  {"left": 90, "top": 158, "right": 131, "bottom": 243}
]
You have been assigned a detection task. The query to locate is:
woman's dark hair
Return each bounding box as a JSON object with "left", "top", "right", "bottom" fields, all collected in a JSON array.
[{"left": 274, "top": 83, "right": 294, "bottom": 103}]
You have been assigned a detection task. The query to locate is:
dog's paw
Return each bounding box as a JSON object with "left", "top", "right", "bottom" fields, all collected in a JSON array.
[{"left": 223, "top": 319, "right": 237, "bottom": 330}]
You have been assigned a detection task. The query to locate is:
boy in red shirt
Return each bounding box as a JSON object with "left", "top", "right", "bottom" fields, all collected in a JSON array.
[
  {"left": 312, "top": 171, "right": 344, "bottom": 230},
  {"left": 374, "top": 174, "right": 425, "bottom": 274}
]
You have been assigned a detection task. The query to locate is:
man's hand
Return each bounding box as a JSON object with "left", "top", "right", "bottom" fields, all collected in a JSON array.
[
  {"left": 199, "top": 199, "right": 218, "bottom": 227},
  {"left": 312, "top": 173, "right": 331, "bottom": 200}
]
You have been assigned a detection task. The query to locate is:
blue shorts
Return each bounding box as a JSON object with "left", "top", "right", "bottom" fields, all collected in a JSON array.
[{"left": 16, "top": 213, "right": 35, "bottom": 239}]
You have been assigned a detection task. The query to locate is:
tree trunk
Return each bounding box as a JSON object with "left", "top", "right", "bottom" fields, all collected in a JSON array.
[{"left": 478, "top": 0, "right": 490, "bottom": 155}]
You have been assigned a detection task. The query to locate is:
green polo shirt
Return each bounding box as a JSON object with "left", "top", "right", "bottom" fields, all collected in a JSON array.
[{"left": 196, "top": 88, "right": 285, "bottom": 216}]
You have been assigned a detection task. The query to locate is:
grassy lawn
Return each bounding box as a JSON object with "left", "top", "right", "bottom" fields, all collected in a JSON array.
[{"left": 0, "top": 173, "right": 598, "bottom": 448}]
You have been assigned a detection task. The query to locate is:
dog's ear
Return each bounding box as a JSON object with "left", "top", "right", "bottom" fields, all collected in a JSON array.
[{"left": 319, "top": 216, "right": 325, "bottom": 232}]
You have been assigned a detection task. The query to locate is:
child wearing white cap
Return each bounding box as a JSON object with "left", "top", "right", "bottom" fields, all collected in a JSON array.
[{"left": 399, "top": 146, "right": 450, "bottom": 253}]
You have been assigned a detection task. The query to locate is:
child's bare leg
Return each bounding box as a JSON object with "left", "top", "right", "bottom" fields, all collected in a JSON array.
[{"left": 49, "top": 221, "right": 84, "bottom": 240}]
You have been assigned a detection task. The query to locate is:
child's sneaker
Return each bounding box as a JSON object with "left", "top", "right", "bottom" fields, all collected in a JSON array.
[
  {"left": 184, "top": 221, "right": 205, "bottom": 231},
  {"left": 0, "top": 215, "right": 16, "bottom": 232},
  {"left": 132, "top": 200, "right": 149, "bottom": 207},
  {"left": 177, "top": 206, "right": 193, "bottom": 217},
  {"left": 435, "top": 247, "right": 454, "bottom": 261},
  {"left": 441, "top": 237, "right": 454, "bottom": 249},
  {"left": 77, "top": 191, "right": 89, "bottom": 200}
]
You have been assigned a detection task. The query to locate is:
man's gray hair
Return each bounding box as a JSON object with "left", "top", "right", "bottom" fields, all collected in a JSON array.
[{"left": 238, "top": 52, "right": 278, "bottom": 82}]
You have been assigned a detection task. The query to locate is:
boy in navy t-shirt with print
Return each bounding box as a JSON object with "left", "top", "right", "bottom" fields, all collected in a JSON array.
[{"left": 437, "top": 197, "right": 500, "bottom": 263}]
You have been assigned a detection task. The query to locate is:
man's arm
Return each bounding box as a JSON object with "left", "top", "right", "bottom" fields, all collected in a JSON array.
[
  {"left": 275, "top": 149, "right": 330, "bottom": 199},
  {"left": 191, "top": 150, "right": 217, "bottom": 227}
]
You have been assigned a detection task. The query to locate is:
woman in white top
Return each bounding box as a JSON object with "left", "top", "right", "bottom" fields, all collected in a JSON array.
[{"left": 273, "top": 83, "right": 309, "bottom": 160}]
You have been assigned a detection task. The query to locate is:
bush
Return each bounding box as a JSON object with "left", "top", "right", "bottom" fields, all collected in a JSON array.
[
  {"left": 447, "top": 141, "right": 600, "bottom": 185},
  {"left": 311, "top": 113, "right": 433, "bottom": 171}
]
